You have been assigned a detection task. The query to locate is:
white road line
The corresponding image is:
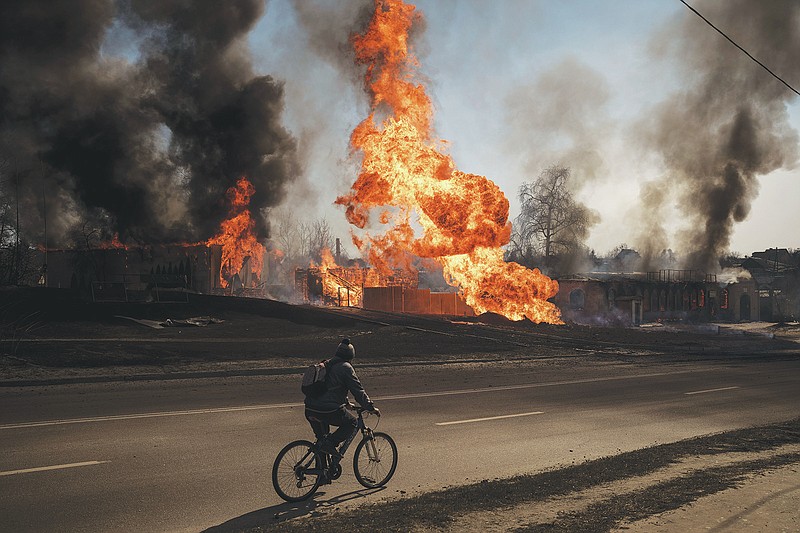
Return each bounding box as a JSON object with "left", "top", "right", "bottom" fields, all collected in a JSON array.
[
  {"left": 0, "top": 461, "right": 109, "bottom": 477},
  {"left": 0, "top": 338, "right": 248, "bottom": 343},
  {"left": 0, "top": 369, "right": 712, "bottom": 430},
  {"left": 378, "top": 369, "right": 712, "bottom": 401},
  {"left": 0, "top": 403, "right": 302, "bottom": 430},
  {"left": 436, "top": 411, "right": 544, "bottom": 426},
  {"left": 684, "top": 386, "right": 740, "bottom": 395}
]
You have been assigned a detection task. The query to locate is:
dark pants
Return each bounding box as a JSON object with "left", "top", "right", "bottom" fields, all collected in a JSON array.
[{"left": 305, "top": 406, "right": 357, "bottom": 446}]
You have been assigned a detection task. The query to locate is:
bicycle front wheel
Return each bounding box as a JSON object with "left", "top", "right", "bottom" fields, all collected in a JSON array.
[
  {"left": 353, "top": 432, "right": 398, "bottom": 488},
  {"left": 272, "top": 440, "right": 323, "bottom": 502}
]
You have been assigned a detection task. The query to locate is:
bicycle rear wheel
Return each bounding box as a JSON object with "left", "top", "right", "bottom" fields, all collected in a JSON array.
[
  {"left": 272, "top": 440, "right": 323, "bottom": 502},
  {"left": 353, "top": 432, "right": 398, "bottom": 488}
]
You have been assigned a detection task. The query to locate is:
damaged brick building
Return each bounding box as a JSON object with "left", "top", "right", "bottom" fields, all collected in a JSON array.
[
  {"left": 39, "top": 244, "right": 267, "bottom": 301},
  {"left": 553, "top": 249, "right": 799, "bottom": 326}
]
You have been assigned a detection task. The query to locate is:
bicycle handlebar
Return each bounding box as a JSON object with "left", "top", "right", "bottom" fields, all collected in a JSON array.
[{"left": 347, "top": 402, "right": 380, "bottom": 416}]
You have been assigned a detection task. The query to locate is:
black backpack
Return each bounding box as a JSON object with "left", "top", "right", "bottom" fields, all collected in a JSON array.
[{"left": 301, "top": 358, "right": 341, "bottom": 398}]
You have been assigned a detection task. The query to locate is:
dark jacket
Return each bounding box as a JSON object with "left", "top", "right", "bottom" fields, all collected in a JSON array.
[{"left": 304, "top": 355, "right": 373, "bottom": 413}]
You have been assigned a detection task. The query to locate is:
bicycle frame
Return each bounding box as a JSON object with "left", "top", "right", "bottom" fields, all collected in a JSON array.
[
  {"left": 331, "top": 409, "right": 375, "bottom": 463},
  {"left": 292, "top": 410, "right": 376, "bottom": 481},
  {"left": 295, "top": 409, "right": 378, "bottom": 482},
  {"left": 291, "top": 448, "right": 323, "bottom": 479}
]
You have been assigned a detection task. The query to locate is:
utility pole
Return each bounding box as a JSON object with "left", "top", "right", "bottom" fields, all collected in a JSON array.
[
  {"left": 41, "top": 159, "right": 48, "bottom": 287},
  {"left": 13, "top": 158, "right": 20, "bottom": 285}
]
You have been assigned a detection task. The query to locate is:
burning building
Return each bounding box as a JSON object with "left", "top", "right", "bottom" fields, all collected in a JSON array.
[
  {"left": 294, "top": 256, "right": 417, "bottom": 308},
  {"left": 41, "top": 243, "right": 268, "bottom": 302},
  {"left": 1, "top": 1, "right": 298, "bottom": 285},
  {"left": 294, "top": 257, "right": 474, "bottom": 317},
  {"left": 38, "top": 177, "right": 270, "bottom": 301}
]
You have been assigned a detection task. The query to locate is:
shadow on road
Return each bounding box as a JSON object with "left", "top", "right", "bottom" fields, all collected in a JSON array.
[{"left": 202, "top": 486, "right": 386, "bottom": 532}]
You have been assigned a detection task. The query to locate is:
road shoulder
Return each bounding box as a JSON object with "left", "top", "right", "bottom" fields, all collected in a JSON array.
[
  {"left": 255, "top": 418, "right": 800, "bottom": 533},
  {"left": 617, "top": 461, "right": 800, "bottom": 533}
]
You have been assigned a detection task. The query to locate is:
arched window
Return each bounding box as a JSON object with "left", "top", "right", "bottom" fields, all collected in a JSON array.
[{"left": 569, "top": 289, "right": 586, "bottom": 310}]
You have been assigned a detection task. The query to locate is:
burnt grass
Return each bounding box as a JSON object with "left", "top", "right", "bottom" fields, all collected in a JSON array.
[{"left": 255, "top": 418, "right": 800, "bottom": 533}]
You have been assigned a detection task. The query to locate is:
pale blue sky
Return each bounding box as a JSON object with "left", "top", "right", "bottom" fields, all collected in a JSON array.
[{"left": 250, "top": 0, "right": 799, "bottom": 256}]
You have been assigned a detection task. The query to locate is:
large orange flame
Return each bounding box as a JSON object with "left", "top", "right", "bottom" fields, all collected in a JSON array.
[
  {"left": 207, "top": 177, "right": 265, "bottom": 288},
  {"left": 336, "top": 0, "right": 561, "bottom": 323}
]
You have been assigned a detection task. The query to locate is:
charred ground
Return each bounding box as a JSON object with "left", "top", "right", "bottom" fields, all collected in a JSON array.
[{"left": 1, "top": 287, "right": 797, "bottom": 383}]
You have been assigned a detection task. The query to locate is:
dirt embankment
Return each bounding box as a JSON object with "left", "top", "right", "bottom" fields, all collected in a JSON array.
[{"left": 1, "top": 287, "right": 798, "bottom": 384}]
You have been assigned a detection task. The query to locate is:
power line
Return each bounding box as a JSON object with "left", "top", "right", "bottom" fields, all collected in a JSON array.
[{"left": 679, "top": 0, "right": 800, "bottom": 98}]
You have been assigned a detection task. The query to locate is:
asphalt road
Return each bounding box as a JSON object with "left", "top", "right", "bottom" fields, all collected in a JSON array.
[{"left": 1, "top": 354, "right": 798, "bottom": 533}]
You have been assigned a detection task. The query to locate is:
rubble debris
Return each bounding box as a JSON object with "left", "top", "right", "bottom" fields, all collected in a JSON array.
[
  {"left": 115, "top": 315, "right": 224, "bottom": 329},
  {"left": 162, "top": 317, "right": 225, "bottom": 328}
]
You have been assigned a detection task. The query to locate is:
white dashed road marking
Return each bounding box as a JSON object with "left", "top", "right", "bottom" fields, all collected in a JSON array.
[
  {"left": 436, "top": 411, "right": 545, "bottom": 426},
  {"left": 684, "top": 386, "right": 740, "bottom": 395},
  {"left": 0, "top": 461, "right": 110, "bottom": 477},
  {"left": 0, "top": 404, "right": 300, "bottom": 430},
  {"left": 0, "top": 369, "right": 713, "bottom": 430}
]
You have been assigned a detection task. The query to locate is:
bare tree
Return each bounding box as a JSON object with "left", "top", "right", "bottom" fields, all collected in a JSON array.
[
  {"left": 308, "top": 218, "right": 334, "bottom": 261},
  {"left": 61, "top": 220, "right": 107, "bottom": 293},
  {"left": 511, "top": 166, "right": 597, "bottom": 269},
  {"left": 270, "top": 211, "right": 338, "bottom": 264},
  {"left": 297, "top": 221, "right": 312, "bottom": 259},
  {"left": 0, "top": 158, "right": 38, "bottom": 285},
  {"left": 0, "top": 159, "right": 12, "bottom": 249},
  {"left": 505, "top": 226, "right": 534, "bottom": 265},
  {"left": 270, "top": 207, "right": 300, "bottom": 260}
]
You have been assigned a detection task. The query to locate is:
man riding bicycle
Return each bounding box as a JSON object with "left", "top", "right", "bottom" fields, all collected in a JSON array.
[{"left": 304, "top": 338, "right": 380, "bottom": 458}]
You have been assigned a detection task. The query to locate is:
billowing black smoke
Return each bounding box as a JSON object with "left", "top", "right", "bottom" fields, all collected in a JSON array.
[
  {"left": 636, "top": 0, "right": 799, "bottom": 272},
  {"left": 0, "top": 0, "right": 299, "bottom": 246}
]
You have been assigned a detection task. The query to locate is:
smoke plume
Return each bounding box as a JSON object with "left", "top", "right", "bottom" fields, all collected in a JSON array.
[
  {"left": 0, "top": 0, "right": 299, "bottom": 246},
  {"left": 504, "top": 58, "right": 607, "bottom": 273},
  {"left": 506, "top": 57, "right": 612, "bottom": 189},
  {"left": 636, "top": 0, "right": 799, "bottom": 271}
]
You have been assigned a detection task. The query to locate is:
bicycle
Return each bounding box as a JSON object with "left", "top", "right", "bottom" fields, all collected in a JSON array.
[{"left": 272, "top": 405, "right": 398, "bottom": 502}]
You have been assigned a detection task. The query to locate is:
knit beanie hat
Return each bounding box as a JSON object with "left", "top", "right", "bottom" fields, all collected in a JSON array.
[{"left": 335, "top": 338, "right": 355, "bottom": 360}]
